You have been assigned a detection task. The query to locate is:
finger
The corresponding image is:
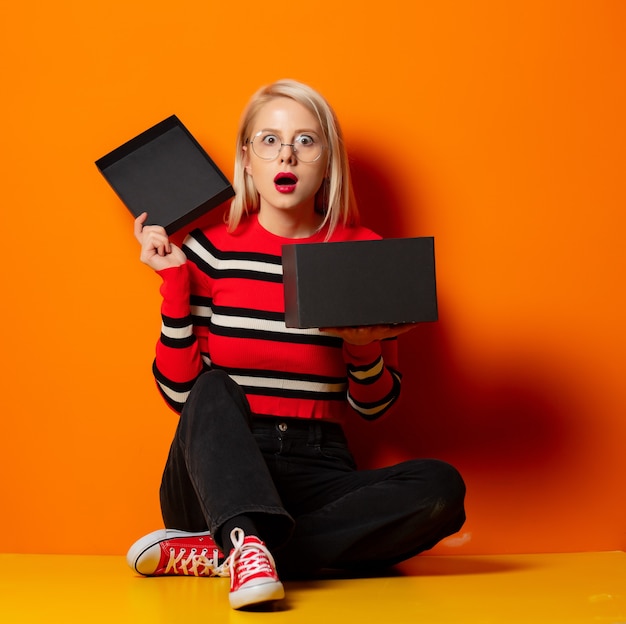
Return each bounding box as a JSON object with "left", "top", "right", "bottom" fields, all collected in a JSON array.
[
  {"left": 134, "top": 212, "right": 148, "bottom": 241},
  {"left": 140, "top": 225, "right": 171, "bottom": 252},
  {"left": 157, "top": 241, "right": 172, "bottom": 256}
]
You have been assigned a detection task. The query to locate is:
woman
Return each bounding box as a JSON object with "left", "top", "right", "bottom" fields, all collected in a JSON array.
[{"left": 128, "top": 79, "right": 466, "bottom": 610}]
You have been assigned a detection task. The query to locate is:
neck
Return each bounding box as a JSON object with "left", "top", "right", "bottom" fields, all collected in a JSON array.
[{"left": 258, "top": 207, "right": 323, "bottom": 239}]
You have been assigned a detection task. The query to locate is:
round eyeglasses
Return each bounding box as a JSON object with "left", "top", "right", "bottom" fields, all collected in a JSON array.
[{"left": 249, "top": 130, "right": 325, "bottom": 163}]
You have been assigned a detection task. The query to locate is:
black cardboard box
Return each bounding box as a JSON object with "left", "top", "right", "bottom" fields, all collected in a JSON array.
[
  {"left": 95, "top": 115, "right": 234, "bottom": 234},
  {"left": 282, "top": 237, "right": 438, "bottom": 328}
]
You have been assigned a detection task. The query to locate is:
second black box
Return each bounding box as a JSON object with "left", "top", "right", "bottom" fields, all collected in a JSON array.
[{"left": 282, "top": 237, "right": 438, "bottom": 328}]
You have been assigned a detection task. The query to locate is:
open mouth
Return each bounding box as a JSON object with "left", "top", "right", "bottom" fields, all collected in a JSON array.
[{"left": 274, "top": 172, "right": 298, "bottom": 192}]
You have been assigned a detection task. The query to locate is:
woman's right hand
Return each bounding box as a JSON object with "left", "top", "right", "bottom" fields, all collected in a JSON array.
[{"left": 133, "top": 212, "right": 187, "bottom": 271}]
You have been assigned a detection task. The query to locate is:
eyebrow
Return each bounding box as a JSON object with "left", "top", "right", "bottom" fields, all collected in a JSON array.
[{"left": 257, "top": 127, "right": 321, "bottom": 136}]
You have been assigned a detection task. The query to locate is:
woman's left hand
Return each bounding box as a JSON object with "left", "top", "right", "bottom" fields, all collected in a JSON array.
[{"left": 320, "top": 323, "right": 418, "bottom": 346}]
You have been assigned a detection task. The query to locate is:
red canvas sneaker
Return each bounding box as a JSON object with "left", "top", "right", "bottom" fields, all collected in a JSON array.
[
  {"left": 227, "top": 528, "right": 285, "bottom": 609},
  {"left": 127, "top": 528, "right": 227, "bottom": 577}
]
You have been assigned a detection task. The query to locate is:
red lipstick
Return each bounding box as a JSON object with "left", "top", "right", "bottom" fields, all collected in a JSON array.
[{"left": 274, "top": 172, "right": 298, "bottom": 193}]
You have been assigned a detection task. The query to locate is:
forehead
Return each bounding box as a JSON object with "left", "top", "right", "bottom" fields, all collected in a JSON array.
[{"left": 252, "top": 97, "right": 322, "bottom": 132}]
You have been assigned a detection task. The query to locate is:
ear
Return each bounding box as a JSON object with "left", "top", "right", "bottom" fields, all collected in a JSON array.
[{"left": 242, "top": 144, "right": 252, "bottom": 175}]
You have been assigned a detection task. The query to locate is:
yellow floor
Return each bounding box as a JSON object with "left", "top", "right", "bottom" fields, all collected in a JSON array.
[{"left": 0, "top": 551, "right": 624, "bottom": 623}]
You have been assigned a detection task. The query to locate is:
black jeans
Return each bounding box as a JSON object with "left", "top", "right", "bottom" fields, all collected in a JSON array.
[{"left": 160, "top": 370, "right": 466, "bottom": 578}]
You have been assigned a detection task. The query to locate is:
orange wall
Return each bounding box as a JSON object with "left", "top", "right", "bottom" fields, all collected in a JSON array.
[{"left": 1, "top": 1, "right": 625, "bottom": 556}]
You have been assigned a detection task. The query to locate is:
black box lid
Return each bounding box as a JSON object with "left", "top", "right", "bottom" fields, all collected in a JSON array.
[{"left": 95, "top": 115, "right": 234, "bottom": 234}]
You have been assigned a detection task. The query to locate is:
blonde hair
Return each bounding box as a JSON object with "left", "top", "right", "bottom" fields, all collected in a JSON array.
[{"left": 227, "top": 79, "right": 359, "bottom": 238}]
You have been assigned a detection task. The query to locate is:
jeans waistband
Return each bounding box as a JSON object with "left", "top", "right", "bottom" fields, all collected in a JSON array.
[{"left": 251, "top": 417, "right": 345, "bottom": 445}]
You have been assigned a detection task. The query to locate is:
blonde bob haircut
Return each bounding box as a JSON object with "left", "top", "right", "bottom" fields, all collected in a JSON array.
[{"left": 227, "top": 79, "right": 359, "bottom": 239}]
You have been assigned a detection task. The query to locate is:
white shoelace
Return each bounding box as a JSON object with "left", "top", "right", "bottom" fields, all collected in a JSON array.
[
  {"left": 165, "top": 546, "right": 229, "bottom": 577},
  {"left": 227, "top": 528, "right": 276, "bottom": 583}
]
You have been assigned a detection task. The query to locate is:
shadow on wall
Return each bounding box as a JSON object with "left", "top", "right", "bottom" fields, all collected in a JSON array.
[
  {"left": 345, "top": 149, "right": 576, "bottom": 480},
  {"left": 354, "top": 323, "right": 576, "bottom": 467},
  {"left": 349, "top": 144, "right": 414, "bottom": 240}
]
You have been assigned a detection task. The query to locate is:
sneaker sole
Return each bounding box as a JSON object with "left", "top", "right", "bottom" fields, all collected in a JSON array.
[
  {"left": 229, "top": 580, "right": 285, "bottom": 610},
  {"left": 126, "top": 529, "right": 215, "bottom": 574}
]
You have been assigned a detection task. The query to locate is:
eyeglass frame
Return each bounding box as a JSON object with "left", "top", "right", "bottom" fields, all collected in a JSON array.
[{"left": 247, "top": 130, "right": 326, "bottom": 163}]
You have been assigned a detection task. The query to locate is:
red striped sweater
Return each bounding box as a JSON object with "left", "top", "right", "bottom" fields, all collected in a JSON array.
[{"left": 153, "top": 213, "right": 402, "bottom": 422}]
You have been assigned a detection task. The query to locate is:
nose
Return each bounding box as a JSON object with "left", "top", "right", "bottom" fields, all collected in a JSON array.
[{"left": 279, "top": 143, "right": 297, "bottom": 163}]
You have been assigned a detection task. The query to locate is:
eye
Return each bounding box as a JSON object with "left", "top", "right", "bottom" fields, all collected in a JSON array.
[
  {"left": 261, "top": 133, "right": 279, "bottom": 146},
  {"left": 296, "top": 134, "right": 316, "bottom": 147}
]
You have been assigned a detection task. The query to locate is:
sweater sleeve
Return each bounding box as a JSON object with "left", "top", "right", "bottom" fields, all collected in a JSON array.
[
  {"left": 342, "top": 338, "right": 402, "bottom": 420},
  {"left": 152, "top": 263, "right": 207, "bottom": 413}
]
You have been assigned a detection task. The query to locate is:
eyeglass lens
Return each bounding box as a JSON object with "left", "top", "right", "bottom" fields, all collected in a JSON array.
[{"left": 251, "top": 131, "right": 323, "bottom": 162}]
